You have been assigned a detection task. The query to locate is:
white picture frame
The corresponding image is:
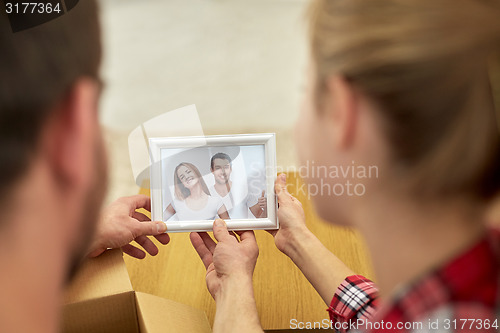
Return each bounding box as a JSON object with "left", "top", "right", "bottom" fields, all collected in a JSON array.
[{"left": 149, "top": 133, "right": 278, "bottom": 233}]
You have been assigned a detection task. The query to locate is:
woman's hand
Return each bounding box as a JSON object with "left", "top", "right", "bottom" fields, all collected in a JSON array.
[
  {"left": 272, "top": 174, "right": 355, "bottom": 305},
  {"left": 270, "top": 174, "right": 310, "bottom": 257},
  {"left": 190, "top": 219, "right": 259, "bottom": 300},
  {"left": 87, "top": 195, "right": 170, "bottom": 259}
]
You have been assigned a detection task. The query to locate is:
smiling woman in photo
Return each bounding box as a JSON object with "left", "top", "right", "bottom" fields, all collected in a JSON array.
[{"left": 163, "top": 162, "right": 230, "bottom": 221}]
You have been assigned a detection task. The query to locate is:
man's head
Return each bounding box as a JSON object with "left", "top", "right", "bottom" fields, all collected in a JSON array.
[
  {"left": 210, "top": 153, "right": 232, "bottom": 185},
  {"left": 0, "top": 1, "right": 105, "bottom": 281}
]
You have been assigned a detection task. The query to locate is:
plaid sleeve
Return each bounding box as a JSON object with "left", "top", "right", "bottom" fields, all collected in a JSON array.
[{"left": 328, "top": 275, "right": 379, "bottom": 332}]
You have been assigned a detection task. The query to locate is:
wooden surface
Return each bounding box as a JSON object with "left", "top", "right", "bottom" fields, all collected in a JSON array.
[{"left": 124, "top": 172, "right": 375, "bottom": 330}]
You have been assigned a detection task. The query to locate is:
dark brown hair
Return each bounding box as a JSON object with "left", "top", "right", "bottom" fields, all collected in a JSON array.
[
  {"left": 0, "top": 1, "right": 101, "bottom": 200},
  {"left": 308, "top": 0, "right": 500, "bottom": 201},
  {"left": 210, "top": 152, "right": 232, "bottom": 170}
]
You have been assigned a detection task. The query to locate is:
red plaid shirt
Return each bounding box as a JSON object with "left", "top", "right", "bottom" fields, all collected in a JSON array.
[{"left": 328, "top": 229, "right": 500, "bottom": 332}]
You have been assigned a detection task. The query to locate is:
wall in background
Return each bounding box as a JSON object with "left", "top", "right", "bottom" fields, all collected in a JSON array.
[{"left": 99, "top": 0, "right": 307, "bottom": 134}]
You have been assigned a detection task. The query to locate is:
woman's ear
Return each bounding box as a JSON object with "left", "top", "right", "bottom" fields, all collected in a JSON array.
[{"left": 325, "top": 76, "right": 358, "bottom": 150}]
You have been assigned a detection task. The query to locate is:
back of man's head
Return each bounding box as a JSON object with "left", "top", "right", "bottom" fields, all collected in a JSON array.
[
  {"left": 0, "top": 4, "right": 105, "bottom": 331},
  {"left": 0, "top": 1, "right": 101, "bottom": 204}
]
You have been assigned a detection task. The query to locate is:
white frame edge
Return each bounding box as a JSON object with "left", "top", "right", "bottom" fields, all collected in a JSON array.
[{"left": 149, "top": 133, "right": 278, "bottom": 233}]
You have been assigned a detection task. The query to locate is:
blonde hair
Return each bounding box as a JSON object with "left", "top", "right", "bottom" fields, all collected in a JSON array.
[
  {"left": 173, "top": 163, "right": 210, "bottom": 200},
  {"left": 308, "top": 0, "right": 500, "bottom": 200}
]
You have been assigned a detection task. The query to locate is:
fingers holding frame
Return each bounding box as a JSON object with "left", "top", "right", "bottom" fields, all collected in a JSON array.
[
  {"left": 275, "top": 173, "right": 292, "bottom": 203},
  {"left": 191, "top": 220, "right": 256, "bottom": 270},
  {"left": 122, "top": 243, "right": 146, "bottom": 259},
  {"left": 120, "top": 194, "right": 152, "bottom": 212},
  {"left": 132, "top": 211, "right": 150, "bottom": 222},
  {"left": 134, "top": 235, "right": 159, "bottom": 256},
  {"left": 198, "top": 232, "right": 217, "bottom": 253},
  {"left": 154, "top": 233, "right": 171, "bottom": 245},
  {"left": 237, "top": 230, "right": 256, "bottom": 244},
  {"left": 190, "top": 232, "right": 214, "bottom": 269},
  {"left": 212, "top": 219, "right": 236, "bottom": 243}
]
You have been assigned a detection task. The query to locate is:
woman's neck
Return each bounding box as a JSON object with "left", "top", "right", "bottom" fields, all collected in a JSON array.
[
  {"left": 354, "top": 192, "right": 486, "bottom": 300},
  {"left": 189, "top": 183, "right": 205, "bottom": 199}
]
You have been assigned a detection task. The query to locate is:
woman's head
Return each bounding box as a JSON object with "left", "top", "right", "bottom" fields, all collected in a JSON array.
[
  {"left": 174, "top": 163, "right": 210, "bottom": 200},
  {"left": 297, "top": 0, "right": 500, "bottom": 222}
]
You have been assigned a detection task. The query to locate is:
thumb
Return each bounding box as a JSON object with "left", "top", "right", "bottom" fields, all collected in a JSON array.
[
  {"left": 261, "top": 190, "right": 265, "bottom": 198},
  {"left": 138, "top": 221, "right": 167, "bottom": 236},
  {"left": 213, "top": 219, "right": 231, "bottom": 242},
  {"left": 274, "top": 174, "right": 290, "bottom": 202}
]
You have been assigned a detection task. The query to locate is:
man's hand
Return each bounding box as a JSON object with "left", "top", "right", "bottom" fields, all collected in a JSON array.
[
  {"left": 190, "top": 219, "right": 258, "bottom": 300},
  {"left": 190, "top": 220, "right": 263, "bottom": 333},
  {"left": 87, "top": 195, "right": 170, "bottom": 259},
  {"left": 270, "top": 174, "right": 308, "bottom": 256}
]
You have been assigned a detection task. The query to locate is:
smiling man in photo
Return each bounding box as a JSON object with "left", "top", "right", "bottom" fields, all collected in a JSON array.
[{"left": 209, "top": 152, "right": 267, "bottom": 219}]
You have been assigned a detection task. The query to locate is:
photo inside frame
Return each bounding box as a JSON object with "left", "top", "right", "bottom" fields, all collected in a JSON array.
[{"left": 160, "top": 144, "right": 267, "bottom": 222}]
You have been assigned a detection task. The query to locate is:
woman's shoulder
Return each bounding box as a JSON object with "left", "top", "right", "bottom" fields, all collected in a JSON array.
[
  {"left": 170, "top": 197, "right": 186, "bottom": 208},
  {"left": 410, "top": 302, "right": 498, "bottom": 333},
  {"left": 487, "top": 226, "right": 500, "bottom": 252},
  {"left": 490, "top": 226, "right": 500, "bottom": 238}
]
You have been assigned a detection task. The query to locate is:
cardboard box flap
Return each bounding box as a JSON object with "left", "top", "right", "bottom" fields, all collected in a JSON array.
[
  {"left": 62, "top": 291, "right": 139, "bottom": 333},
  {"left": 135, "top": 292, "right": 211, "bottom": 333},
  {"left": 64, "top": 249, "right": 133, "bottom": 304}
]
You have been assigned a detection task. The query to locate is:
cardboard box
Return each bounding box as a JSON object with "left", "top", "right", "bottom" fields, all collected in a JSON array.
[{"left": 62, "top": 249, "right": 212, "bottom": 333}]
